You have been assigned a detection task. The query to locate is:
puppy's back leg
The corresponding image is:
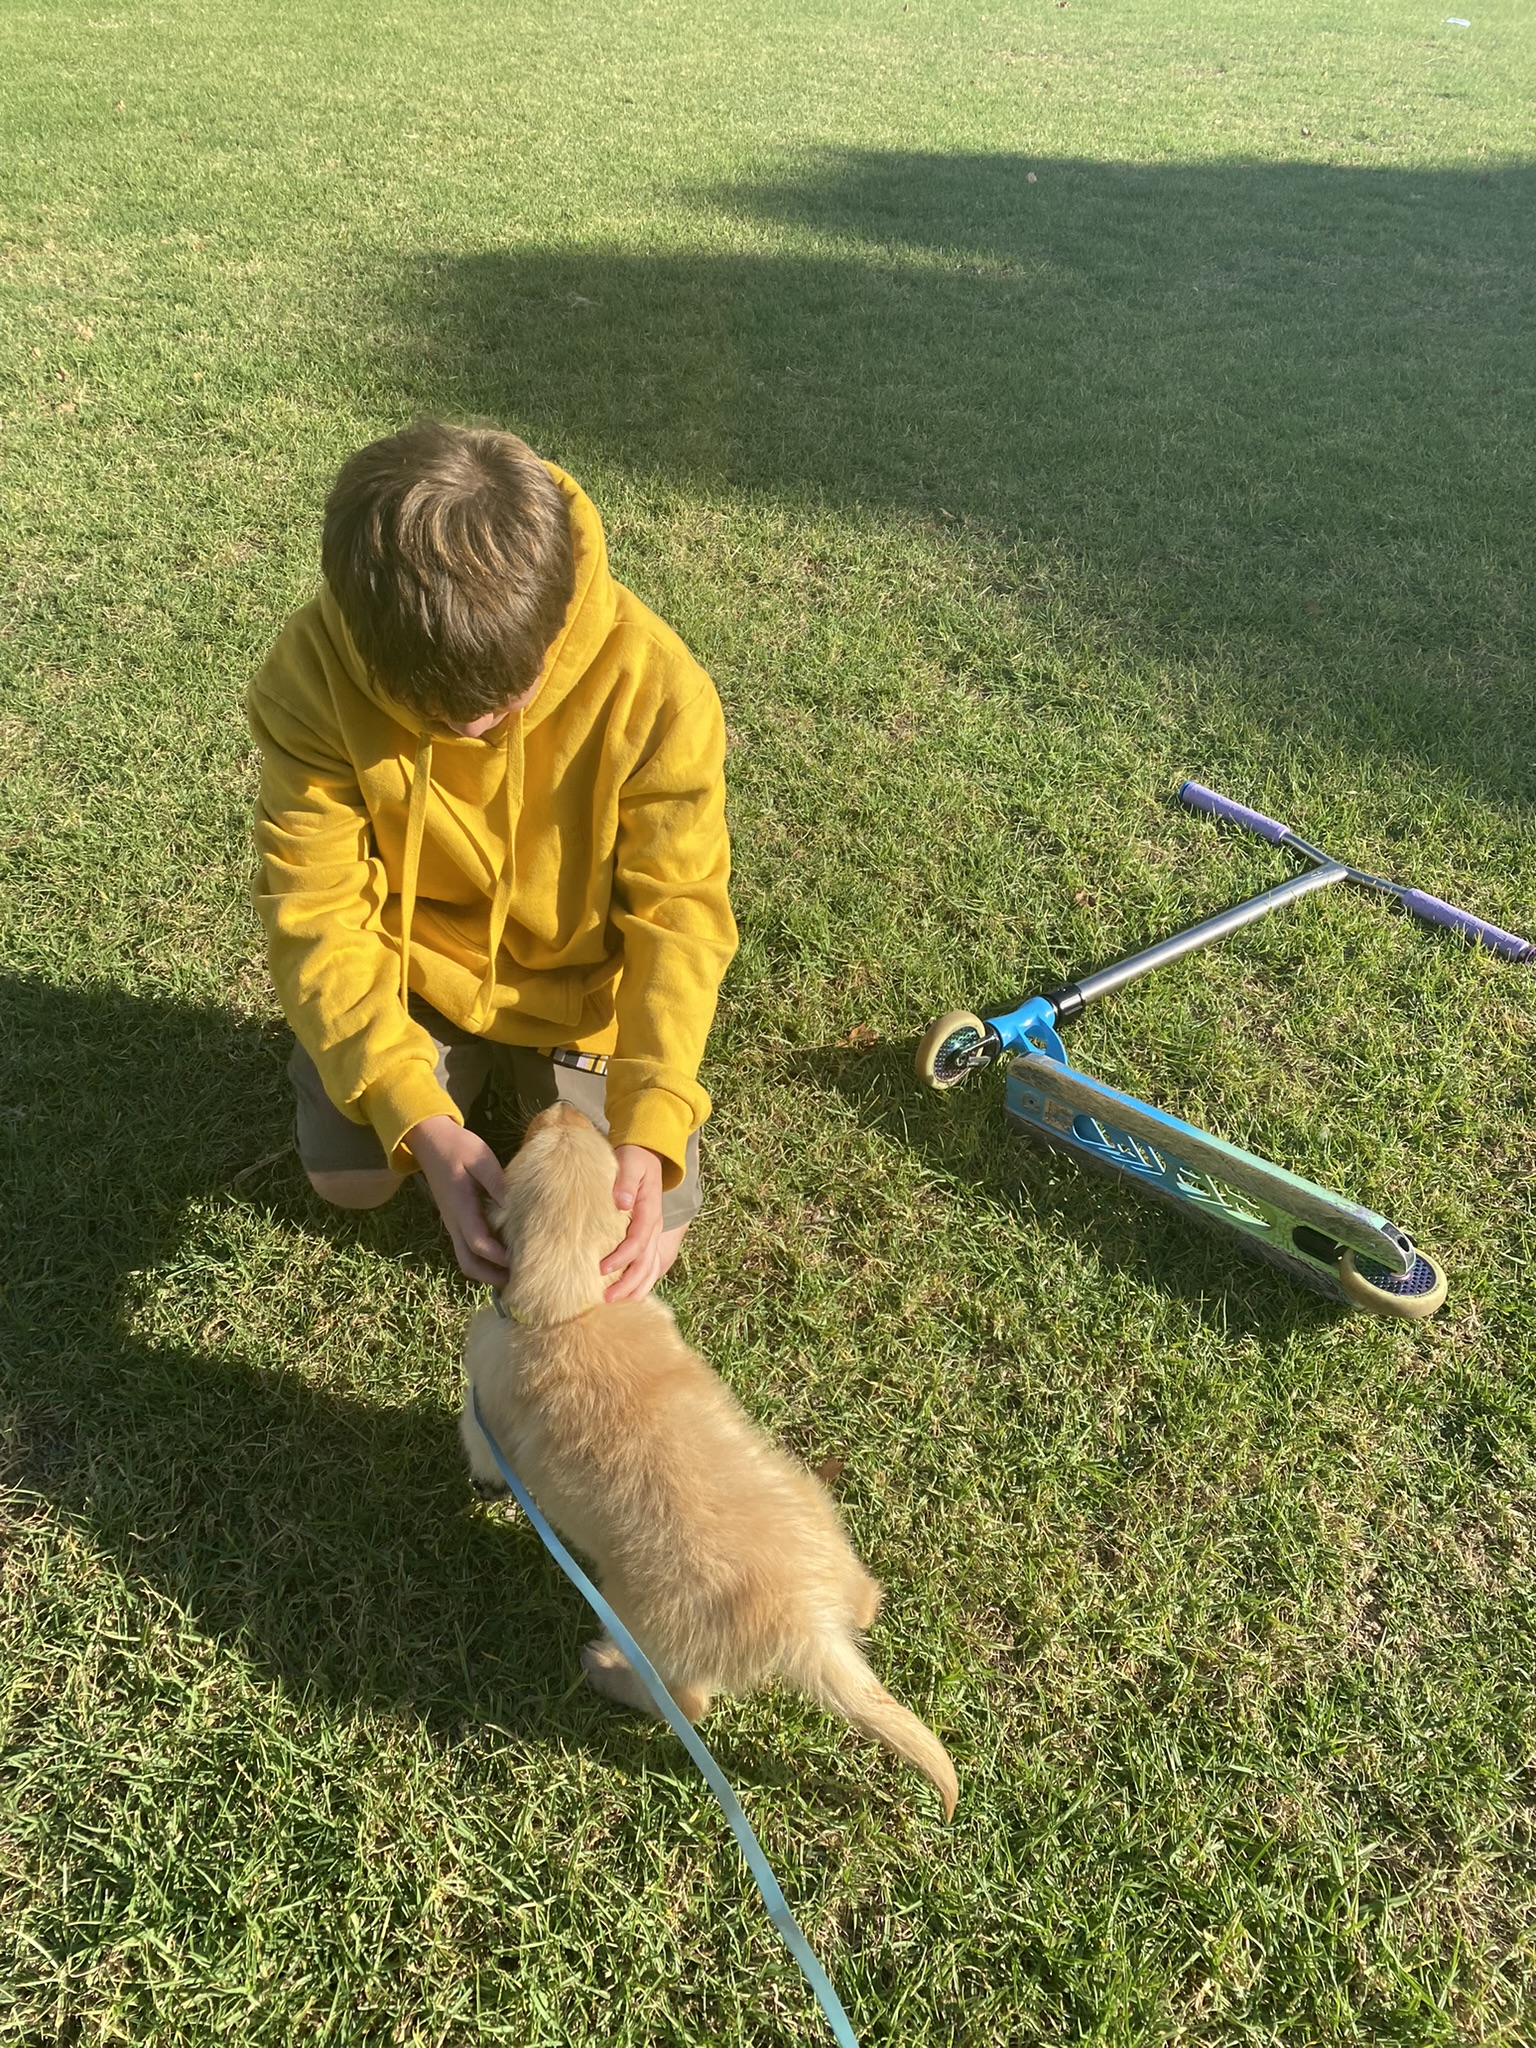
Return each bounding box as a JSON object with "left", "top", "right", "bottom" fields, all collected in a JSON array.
[
  {"left": 581, "top": 1637, "right": 712, "bottom": 1723},
  {"left": 582, "top": 1635, "right": 658, "bottom": 1715},
  {"left": 667, "top": 1681, "right": 712, "bottom": 1723},
  {"left": 850, "top": 1569, "right": 883, "bottom": 1633}
]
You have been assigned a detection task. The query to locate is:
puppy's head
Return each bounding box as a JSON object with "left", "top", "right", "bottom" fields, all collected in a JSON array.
[{"left": 494, "top": 1102, "right": 626, "bottom": 1324}]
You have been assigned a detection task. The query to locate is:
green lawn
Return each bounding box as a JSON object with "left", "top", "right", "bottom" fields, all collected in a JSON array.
[{"left": 3, "top": 0, "right": 1534, "bottom": 2040}]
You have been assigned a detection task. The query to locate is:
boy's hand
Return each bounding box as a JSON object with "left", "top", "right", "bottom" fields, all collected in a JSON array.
[
  {"left": 602, "top": 1145, "right": 667, "bottom": 1300},
  {"left": 406, "top": 1115, "right": 509, "bottom": 1286}
]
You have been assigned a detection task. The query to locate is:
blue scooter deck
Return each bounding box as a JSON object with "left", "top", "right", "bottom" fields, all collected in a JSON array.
[{"left": 1004, "top": 1047, "right": 1414, "bottom": 1301}]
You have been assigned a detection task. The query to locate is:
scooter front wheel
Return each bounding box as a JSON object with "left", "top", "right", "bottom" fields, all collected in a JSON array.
[{"left": 914, "top": 1010, "right": 991, "bottom": 1090}]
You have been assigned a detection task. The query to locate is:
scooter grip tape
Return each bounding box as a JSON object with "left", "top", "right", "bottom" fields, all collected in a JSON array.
[
  {"left": 1177, "top": 781, "right": 1291, "bottom": 846},
  {"left": 1397, "top": 890, "right": 1536, "bottom": 963}
]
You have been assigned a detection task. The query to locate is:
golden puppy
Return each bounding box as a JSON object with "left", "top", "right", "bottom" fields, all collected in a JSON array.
[{"left": 461, "top": 1102, "right": 958, "bottom": 1818}]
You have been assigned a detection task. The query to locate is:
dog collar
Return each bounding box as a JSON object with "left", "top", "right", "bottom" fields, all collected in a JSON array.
[{"left": 489, "top": 1290, "right": 601, "bottom": 1330}]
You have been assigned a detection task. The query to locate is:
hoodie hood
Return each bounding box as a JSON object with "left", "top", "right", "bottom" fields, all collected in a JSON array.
[{"left": 316, "top": 463, "right": 619, "bottom": 739}]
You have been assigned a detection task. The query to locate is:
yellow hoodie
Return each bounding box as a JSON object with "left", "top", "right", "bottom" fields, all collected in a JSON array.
[{"left": 246, "top": 468, "right": 736, "bottom": 1188}]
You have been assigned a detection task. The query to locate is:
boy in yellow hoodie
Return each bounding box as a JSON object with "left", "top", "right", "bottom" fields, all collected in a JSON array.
[{"left": 247, "top": 421, "right": 737, "bottom": 1298}]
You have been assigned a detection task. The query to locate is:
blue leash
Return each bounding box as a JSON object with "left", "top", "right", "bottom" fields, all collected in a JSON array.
[{"left": 468, "top": 1385, "right": 860, "bottom": 2047}]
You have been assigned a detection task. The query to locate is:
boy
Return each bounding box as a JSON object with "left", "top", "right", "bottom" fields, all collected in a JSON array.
[{"left": 247, "top": 421, "right": 737, "bottom": 1298}]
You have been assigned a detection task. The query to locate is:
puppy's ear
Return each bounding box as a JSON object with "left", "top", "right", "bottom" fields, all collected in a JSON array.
[
  {"left": 489, "top": 1155, "right": 519, "bottom": 1241},
  {"left": 491, "top": 1160, "right": 535, "bottom": 1256}
]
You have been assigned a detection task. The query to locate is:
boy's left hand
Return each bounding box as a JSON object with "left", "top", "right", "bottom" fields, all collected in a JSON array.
[{"left": 603, "top": 1144, "right": 667, "bottom": 1300}]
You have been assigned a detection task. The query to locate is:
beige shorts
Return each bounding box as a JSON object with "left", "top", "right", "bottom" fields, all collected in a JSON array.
[{"left": 288, "top": 999, "right": 702, "bottom": 1230}]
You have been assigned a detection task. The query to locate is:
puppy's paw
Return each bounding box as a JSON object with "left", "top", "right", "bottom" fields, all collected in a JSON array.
[
  {"left": 471, "top": 1475, "right": 510, "bottom": 1502},
  {"left": 581, "top": 1636, "right": 660, "bottom": 1715}
]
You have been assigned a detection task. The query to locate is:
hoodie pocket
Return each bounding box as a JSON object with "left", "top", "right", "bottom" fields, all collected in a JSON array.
[{"left": 498, "top": 962, "right": 588, "bottom": 1028}]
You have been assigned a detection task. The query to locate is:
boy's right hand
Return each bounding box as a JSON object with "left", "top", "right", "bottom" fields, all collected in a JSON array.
[{"left": 406, "top": 1115, "right": 510, "bottom": 1285}]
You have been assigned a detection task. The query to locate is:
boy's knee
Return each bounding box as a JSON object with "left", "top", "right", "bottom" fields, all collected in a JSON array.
[
  {"left": 656, "top": 1221, "right": 688, "bottom": 1280},
  {"left": 307, "top": 1167, "right": 407, "bottom": 1211}
]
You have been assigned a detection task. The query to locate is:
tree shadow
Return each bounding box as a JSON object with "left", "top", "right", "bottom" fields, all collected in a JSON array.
[
  {"left": 0, "top": 971, "right": 659, "bottom": 1757},
  {"left": 388, "top": 150, "right": 1534, "bottom": 801}
]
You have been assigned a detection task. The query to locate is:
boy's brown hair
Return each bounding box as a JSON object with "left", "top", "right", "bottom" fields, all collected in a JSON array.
[{"left": 321, "top": 420, "right": 575, "bottom": 722}]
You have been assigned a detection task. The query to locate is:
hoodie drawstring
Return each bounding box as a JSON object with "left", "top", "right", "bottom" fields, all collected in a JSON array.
[
  {"left": 398, "top": 715, "right": 524, "bottom": 1031},
  {"left": 399, "top": 731, "right": 433, "bottom": 1010},
  {"left": 473, "top": 709, "right": 522, "bottom": 1031}
]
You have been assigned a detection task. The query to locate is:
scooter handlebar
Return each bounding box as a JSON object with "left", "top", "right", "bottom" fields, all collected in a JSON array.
[
  {"left": 1397, "top": 889, "right": 1535, "bottom": 963},
  {"left": 1177, "top": 780, "right": 1291, "bottom": 846},
  {"left": 1181, "top": 780, "right": 1534, "bottom": 960}
]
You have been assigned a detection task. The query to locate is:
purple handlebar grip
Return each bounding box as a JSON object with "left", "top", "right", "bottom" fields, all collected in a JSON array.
[
  {"left": 1178, "top": 780, "right": 1292, "bottom": 847},
  {"left": 1397, "top": 889, "right": 1535, "bottom": 963}
]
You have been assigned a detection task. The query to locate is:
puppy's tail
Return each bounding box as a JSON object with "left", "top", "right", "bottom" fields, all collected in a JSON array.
[{"left": 801, "top": 1635, "right": 958, "bottom": 1819}]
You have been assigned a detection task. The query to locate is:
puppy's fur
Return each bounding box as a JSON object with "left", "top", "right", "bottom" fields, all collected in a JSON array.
[{"left": 461, "top": 1103, "right": 958, "bottom": 1817}]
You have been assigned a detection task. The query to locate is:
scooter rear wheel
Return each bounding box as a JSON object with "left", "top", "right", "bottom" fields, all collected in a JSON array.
[{"left": 1338, "top": 1247, "right": 1447, "bottom": 1320}]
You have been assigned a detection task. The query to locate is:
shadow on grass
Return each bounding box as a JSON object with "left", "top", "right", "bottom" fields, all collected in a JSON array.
[
  {"left": 388, "top": 151, "right": 1534, "bottom": 800},
  {"left": 0, "top": 970, "right": 666, "bottom": 1760}
]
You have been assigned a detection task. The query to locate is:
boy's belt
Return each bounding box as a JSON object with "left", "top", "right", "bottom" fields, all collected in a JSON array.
[{"left": 543, "top": 1047, "right": 609, "bottom": 1076}]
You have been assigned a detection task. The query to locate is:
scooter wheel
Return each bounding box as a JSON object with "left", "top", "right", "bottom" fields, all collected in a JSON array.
[
  {"left": 914, "top": 1010, "right": 990, "bottom": 1090},
  {"left": 1338, "top": 1247, "right": 1448, "bottom": 1320}
]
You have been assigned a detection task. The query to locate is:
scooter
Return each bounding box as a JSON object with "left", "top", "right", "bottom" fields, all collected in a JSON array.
[{"left": 914, "top": 782, "right": 1532, "bottom": 1318}]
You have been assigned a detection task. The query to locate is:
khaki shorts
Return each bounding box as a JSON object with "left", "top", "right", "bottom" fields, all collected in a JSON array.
[{"left": 288, "top": 999, "right": 702, "bottom": 1230}]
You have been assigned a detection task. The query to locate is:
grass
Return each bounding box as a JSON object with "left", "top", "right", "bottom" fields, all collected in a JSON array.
[{"left": 2, "top": 0, "right": 1535, "bottom": 2039}]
